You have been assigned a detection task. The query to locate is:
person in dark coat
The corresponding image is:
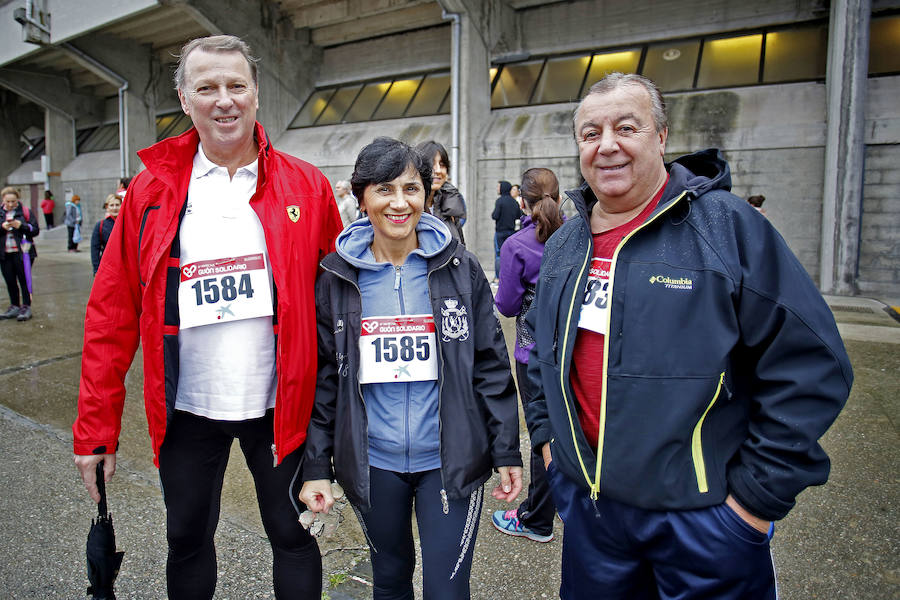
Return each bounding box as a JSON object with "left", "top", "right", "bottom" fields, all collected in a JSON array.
[
  {"left": 491, "top": 180, "right": 523, "bottom": 280},
  {"left": 90, "top": 194, "right": 121, "bottom": 274},
  {"left": 415, "top": 140, "right": 467, "bottom": 244},
  {"left": 300, "top": 137, "right": 522, "bottom": 600},
  {"left": 1, "top": 186, "right": 39, "bottom": 321}
]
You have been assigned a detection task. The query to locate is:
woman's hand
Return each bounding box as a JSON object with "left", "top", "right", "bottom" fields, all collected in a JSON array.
[
  {"left": 299, "top": 479, "right": 335, "bottom": 514},
  {"left": 491, "top": 466, "right": 523, "bottom": 502}
]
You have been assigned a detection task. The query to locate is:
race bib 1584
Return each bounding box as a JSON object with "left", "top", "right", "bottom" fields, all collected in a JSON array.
[{"left": 178, "top": 253, "right": 273, "bottom": 329}]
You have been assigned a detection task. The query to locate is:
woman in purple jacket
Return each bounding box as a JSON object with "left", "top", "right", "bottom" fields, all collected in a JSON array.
[{"left": 491, "top": 167, "right": 564, "bottom": 543}]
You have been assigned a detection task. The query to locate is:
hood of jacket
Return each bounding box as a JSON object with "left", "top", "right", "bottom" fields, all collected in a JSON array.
[
  {"left": 335, "top": 212, "right": 452, "bottom": 269},
  {"left": 498, "top": 180, "right": 512, "bottom": 195},
  {"left": 568, "top": 148, "right": 732, "bottom": 222}
]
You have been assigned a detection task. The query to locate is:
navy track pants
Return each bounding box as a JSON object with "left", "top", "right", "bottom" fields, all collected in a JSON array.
[{"left": 547, "top": 462, "right": 778, "bottom": 600}]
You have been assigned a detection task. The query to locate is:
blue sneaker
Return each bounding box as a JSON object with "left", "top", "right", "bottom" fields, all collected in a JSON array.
[{"left": 492, "top": 509, "right": 554, "bottom": 542}]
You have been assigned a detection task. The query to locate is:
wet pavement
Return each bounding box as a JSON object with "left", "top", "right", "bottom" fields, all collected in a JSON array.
[{"left": 0, "top": 230, "right": 898, "bottom": 599}]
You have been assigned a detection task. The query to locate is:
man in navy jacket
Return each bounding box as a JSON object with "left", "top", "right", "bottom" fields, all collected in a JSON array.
[{"left": 526, "top": 73, "right": 852, "bottom": 599}]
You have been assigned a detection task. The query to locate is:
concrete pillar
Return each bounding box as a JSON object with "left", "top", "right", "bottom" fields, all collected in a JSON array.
[
  {"left": 123, "top": 90, "right": 156, "bottom": 175},
  {"left": 65, "top": 36, "right": 157, "bottom": 177},
  {"left": 179, "top": 0, "right": 318, "bottom": 137},
  {"left": 0, "top": 95, "right": 21, "bottom": 183},
  {"left": 820, "top": 0, "right": 870, "bottom": 294},
  {"left": 44, "top": 108, "right": 75, "bottom": 203},
  {"left": 440, "top": 0, "right": 511, "bottom": 257}
]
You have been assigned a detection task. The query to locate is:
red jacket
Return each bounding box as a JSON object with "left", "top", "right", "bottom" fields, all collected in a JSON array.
[{"left": 73, "top": 124, "right": 342, "bottom": 465}]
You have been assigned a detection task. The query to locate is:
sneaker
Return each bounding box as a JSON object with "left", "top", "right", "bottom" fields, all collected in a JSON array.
[
  {"left": 492, "top": 509, "right": 554, "bottom": 542},
  {"left": 16, "top": 305, "right": 32, "bottom": 321},
  {"left": 1, "top": 305, "right": 20, "bottom": 319}
]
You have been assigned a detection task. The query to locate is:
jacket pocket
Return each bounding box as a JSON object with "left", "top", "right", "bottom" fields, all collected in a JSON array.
[
  {"left": 138, "top": 206, "right": 160, "bottom": 286},
  {"left": 691, "top": 371, "right": 725, "bottom": 493}
]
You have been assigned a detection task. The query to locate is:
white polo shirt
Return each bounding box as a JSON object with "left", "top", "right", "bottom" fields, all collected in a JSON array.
[{"left": 175, "top": 144, "right": 277, "bottom": 421}]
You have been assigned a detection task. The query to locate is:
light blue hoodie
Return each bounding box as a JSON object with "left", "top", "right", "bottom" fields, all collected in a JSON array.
[{"left": 335, "top": 212, "right": 452, "bottom": 473}]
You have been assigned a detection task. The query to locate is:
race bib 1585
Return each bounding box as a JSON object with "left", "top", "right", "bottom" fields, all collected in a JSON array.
[{"left": 359, "top": 314, "right": 438, "bottom": 384}]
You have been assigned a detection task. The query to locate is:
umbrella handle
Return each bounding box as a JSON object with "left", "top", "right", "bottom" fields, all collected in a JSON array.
[{"left": 95, "top": 461, "right": 108, "bottom": 517}]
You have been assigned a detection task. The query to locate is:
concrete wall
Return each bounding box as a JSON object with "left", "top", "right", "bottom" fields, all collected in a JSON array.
[
  {"left": 319, "top": 26, "right": 451, "bottom": 86},
  {"left": 860, "top": 75, "right": 900, "bottom": 298}
]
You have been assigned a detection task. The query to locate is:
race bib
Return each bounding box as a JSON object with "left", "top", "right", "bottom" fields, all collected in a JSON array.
[
  {"left": 576, "top": 257, "right": 611, "bottom": 334},
  {"left": 178, "top": 253, "right": 273, "bottom": 329},
  {"left": 359, "top": 314, "right": 438, "bottom": 384}
]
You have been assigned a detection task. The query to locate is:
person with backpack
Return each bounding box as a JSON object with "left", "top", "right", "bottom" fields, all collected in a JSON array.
[
  {"left": 91, "top": 194, "right": 121, "bottom": 274},
  {"left": 1, "top": 186, "right": 39, "bottom": 321},
  {"left": 64, "top": 194, "right": 83, "bottom": 252}
]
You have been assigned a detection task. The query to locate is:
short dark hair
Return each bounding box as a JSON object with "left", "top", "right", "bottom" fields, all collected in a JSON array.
[
  {"left": 351, "top": 137, "right": 432, "bottom": 203},
  {"left": 414, "top": 140, "right": 450, "bottom": 174},
  {"left": 175, "top": 35, "right": 259, "bottom": 91},
  {"left": 747, "top": 195, "right": 766, "bottom": 207}
]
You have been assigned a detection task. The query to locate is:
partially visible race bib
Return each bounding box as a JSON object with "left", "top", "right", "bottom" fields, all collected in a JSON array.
[
  {"left": 178, "top": 253, "right": 273, "bottom": 329},
  {"left": 576, "top": 257, "right": 611, "bottom": 334},
  {"left": 359, "top": 314, "right": 438, "bottom": 384}
]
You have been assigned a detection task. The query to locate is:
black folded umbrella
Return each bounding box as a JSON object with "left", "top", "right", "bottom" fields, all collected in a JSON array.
[{"left": 86, "top": 461, "right": 124, "bottom": 600}]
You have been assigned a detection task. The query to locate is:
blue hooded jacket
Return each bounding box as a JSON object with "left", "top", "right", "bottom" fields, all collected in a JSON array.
[{"left": 335, "top": 213, "right": 451, "bottom": 472}]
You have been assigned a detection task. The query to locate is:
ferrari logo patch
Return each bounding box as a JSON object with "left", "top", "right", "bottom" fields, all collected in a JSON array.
[{"left": 286, "top": 205, "right": 300, "bottom": 222}]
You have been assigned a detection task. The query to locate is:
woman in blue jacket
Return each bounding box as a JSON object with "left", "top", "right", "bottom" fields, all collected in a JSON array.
[{"left": 300, "top": 137, "right": 522, "bottom": 600}]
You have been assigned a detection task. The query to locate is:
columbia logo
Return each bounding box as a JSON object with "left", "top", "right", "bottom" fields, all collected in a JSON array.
[{"left": 649, "top": 274, "right": 693, "bottom": 290}]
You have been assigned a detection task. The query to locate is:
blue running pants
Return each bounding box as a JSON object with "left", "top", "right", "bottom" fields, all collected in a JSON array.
[{"left": 547, "top": 462, "right": 777, "bottom": 600}]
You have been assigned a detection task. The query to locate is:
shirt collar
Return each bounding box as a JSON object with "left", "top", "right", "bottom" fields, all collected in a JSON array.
[{"left": 193, "top": 143, "right": 259, "bottom": 179}]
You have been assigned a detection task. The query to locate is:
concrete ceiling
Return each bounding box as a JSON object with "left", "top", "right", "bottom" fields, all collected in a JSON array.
[{"left": 4, "top": 0, "right": 561, "bottom": 99}]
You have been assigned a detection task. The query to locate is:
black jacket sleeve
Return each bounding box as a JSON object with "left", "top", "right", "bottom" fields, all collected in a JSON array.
[
  {"left": 301, "top": 272, "right": 340, "bottom": 482},
  {"left": 90, "top": 221, "right": 103, "bottom": 273},
  {"left": 467, "top": 252, "right": 523, "bottom": 469}
]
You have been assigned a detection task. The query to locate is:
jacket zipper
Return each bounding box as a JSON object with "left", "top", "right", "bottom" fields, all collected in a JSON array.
[
  {"left": 427, "top": 253, "right": 455, "bottom": 514},
  {"left": 691, "top": 371, "right": 725, "bottom": 493},
  {"left": 320, "top": 261, "right": 369, "bottom": 490},
  {"left": 592, "top": 191, "right": 688, "bottom": 500},
  {"left": 394, "top": 265, "right": 412, "bottom": 473}
]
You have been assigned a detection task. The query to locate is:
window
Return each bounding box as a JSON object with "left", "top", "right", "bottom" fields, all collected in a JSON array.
[
  {"left": 78, "top": 124, "right": 119, "bottom": 153},
  {"left": 290, "top": 89, "right": 336, "bottom": 128},
  {"left": 293, "top": 21, "right": 848, "bottom": 124},
  {"left": 491, "top": 60, "right": 543, "bottom": 107},
  {"left": 156, "top": 112, "right": 192, "bottom": 141},
  {"left": 643, "top": 41, "right": 701, "bottom": 92},
  {"left": 582, "top": 50, "right": 641, "bottom": 93},
  {"left": 315, "top": 85, "right": 362, "bottom": 125},
  {"left": 763, "top": 25, "right": 827, "bottom": 82},
  {"left": 532, "top": 55, "right": 590, "bottom": 104},
  {"left": 406, "top": 73, "right": 450, "bottom": 117},
  {"left": 373, "top": 78, "right": 422, "bottom": 120},
  {"left": 870, "top": 15, "right": 900, "bottom": 75},
  {"left": 696, "top": 34, "right": 763, "bottom": 88},
  {"left": 344, "top": 81, "right": 391, "bottom": 122}
]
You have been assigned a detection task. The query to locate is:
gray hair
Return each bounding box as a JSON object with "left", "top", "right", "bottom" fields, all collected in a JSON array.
[
  {"left": 174, "top": 35, "right": 259, "bottom": 92},
  {"left": 574, "top": 72, "right": 667, "bottom": 133}
]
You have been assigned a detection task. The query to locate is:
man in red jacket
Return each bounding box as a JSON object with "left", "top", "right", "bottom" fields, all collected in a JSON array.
[{"left": 72, "top": 35, "right": 342, "bottom": 599}]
